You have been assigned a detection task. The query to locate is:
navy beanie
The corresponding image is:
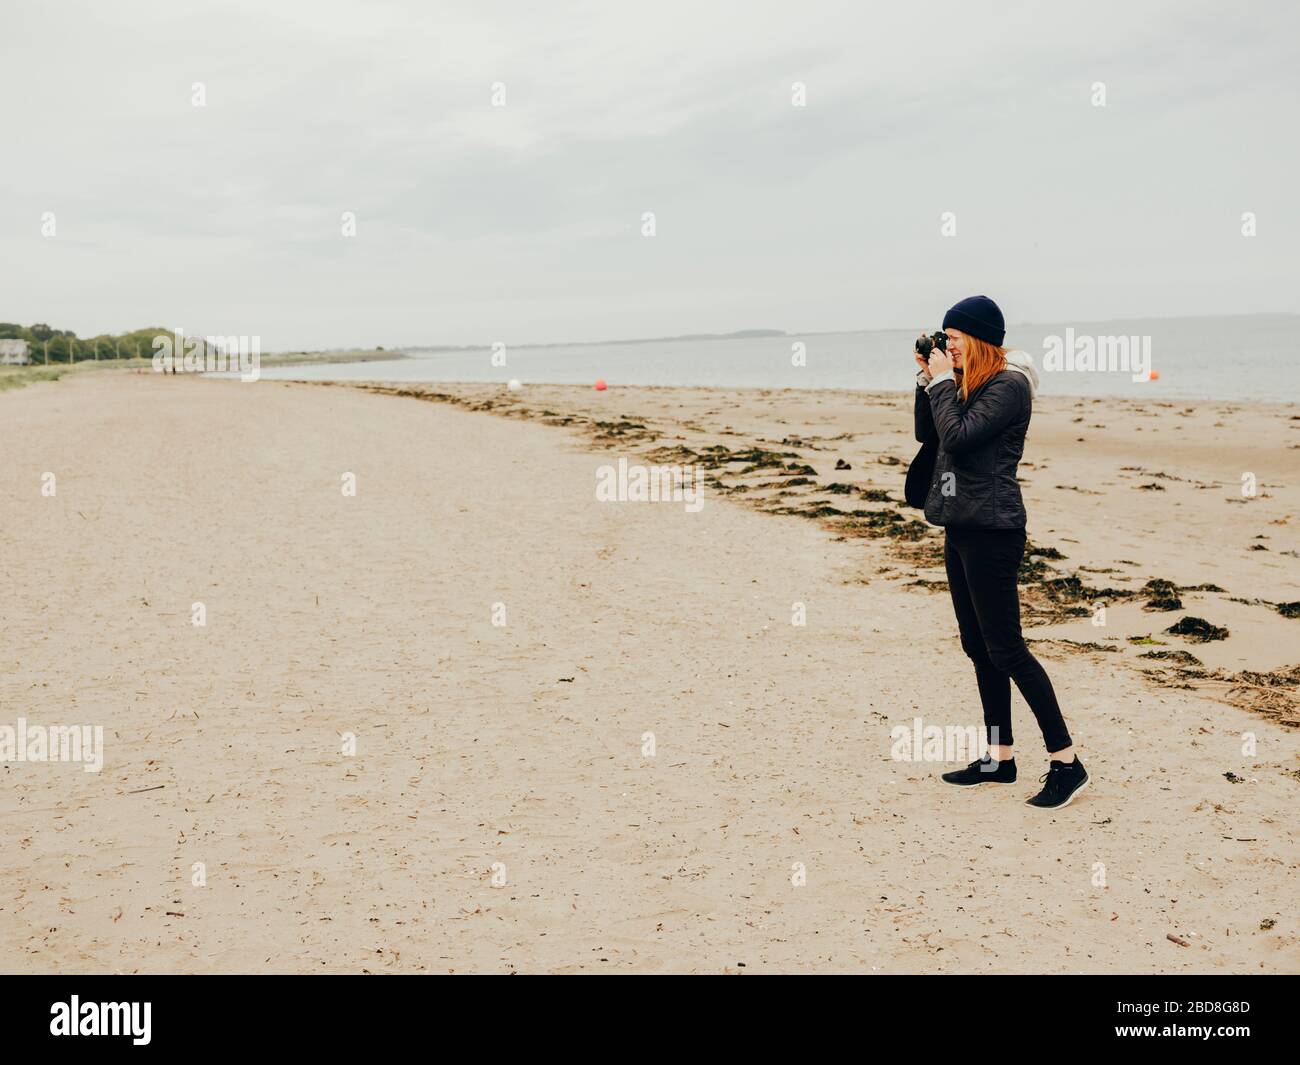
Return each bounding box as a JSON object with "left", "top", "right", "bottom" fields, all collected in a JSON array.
[{"left": 943, "top": 295, "right": 1005, "bottom": 347}]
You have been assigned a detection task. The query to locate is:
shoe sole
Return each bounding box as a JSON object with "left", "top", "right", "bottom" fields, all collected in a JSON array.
[
  {"left": 942, "top": 778, "right": 1017, "bottom": 786},
  {"left": 1027, "top": 774, "right": 1090, "bottom": 809}
]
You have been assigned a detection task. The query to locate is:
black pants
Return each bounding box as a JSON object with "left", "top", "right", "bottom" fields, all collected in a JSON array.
[{"left": 944, "top": 526, "right": 1073, "bottom": 753}]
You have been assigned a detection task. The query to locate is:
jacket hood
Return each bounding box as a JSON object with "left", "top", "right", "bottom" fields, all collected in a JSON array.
[{"left": 1004, "top": 349, "right": 1039, "bottom": 398}]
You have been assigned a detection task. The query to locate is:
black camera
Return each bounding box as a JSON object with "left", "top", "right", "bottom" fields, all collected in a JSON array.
[{"left": 914, "top": 331, "right": 949, "bottom": 357}]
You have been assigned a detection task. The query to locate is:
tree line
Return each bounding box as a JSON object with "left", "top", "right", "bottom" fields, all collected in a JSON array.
[{"left": 0, "top": 322, "right": 172, "bottom": 363}]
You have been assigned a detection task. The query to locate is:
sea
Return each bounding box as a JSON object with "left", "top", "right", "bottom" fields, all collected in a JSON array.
[{"left": 249, "top": 315, "right": 1296, "bottom": 402}]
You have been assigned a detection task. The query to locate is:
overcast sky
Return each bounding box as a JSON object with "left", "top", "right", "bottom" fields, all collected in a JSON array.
[{"left": 2, "top": 0, "right": 1296, "bottom": 350}]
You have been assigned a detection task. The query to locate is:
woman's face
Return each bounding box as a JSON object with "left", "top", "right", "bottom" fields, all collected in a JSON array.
[{"left": 943, "top": 328, "right": 966, "bottom": 368}]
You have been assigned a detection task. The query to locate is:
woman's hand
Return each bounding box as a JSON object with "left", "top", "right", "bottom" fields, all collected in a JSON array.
[
  {"left": 927, "top": 345, "right": 954, "bottom": 378},
  {"left": 915, "top": 335, "right": 933, "bottom": 379}
]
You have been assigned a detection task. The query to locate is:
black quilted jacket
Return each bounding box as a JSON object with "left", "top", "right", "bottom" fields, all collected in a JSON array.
[{"left": 913, "top": 370, "right": 1032, "bottom": 529}]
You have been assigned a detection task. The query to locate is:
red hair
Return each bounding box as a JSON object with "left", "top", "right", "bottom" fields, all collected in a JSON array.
[{"left": 959, "top": 335, "right": 1008, "bottom": 400}]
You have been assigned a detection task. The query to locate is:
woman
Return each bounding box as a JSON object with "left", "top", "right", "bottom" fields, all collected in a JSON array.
[{"left": 914, "top": 295, "right": 1089, "bottom": 809}]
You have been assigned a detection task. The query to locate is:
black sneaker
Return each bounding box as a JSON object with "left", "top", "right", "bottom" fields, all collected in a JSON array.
[
  {"left": 941, "top": 755, "right": 1017, "bottom": 786},
  {"left": 1026, "top": 758, "right": 1089, "bottom": 809}
]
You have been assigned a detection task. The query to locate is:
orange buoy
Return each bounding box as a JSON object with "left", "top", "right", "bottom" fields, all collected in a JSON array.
[{"left": 594, "top": 379, "right": 607, "bottom": 391}]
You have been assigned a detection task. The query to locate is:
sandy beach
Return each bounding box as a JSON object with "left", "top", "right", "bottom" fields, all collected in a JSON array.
[{"left": 1, "top": 369, "right": 1296, "bottom": 974}]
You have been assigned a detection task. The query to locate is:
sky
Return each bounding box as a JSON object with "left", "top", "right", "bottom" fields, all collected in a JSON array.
[{"left": 1, "top": 0, "right": 1297, "bottom": 350}]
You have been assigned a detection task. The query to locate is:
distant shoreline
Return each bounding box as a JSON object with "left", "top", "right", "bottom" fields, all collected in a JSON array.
[
  {"left": 398, "top": 312, "right": 1299, "bottom": 355},
  {"left": 260, "top": 350, "right": 410, "bottom": 367},
  {"left": 407, "top": 329, "right": 788, "bottom": 354}
]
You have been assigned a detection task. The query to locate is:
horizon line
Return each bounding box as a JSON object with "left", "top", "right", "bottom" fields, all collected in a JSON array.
[{"left": 380, "top": 309, "right": 1298, "bottom": 357}]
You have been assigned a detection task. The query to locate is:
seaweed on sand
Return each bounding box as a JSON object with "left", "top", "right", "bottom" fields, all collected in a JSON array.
[
  {"left": 896, "top": 537, "right": 946, "bottom": 569},
  {"left": 1165, "top": 616, "right": 1230, "bottom": 643},
  {"left": 1140, "top": 578, "right": 1183, "bottom": 612},
  {"left": 823, "top": 483, "right": 895, "bottom": 503},
  {"left": 1018, "top": 542, "right": 1065, "bottom": 583},
  {"left": 1140, "top": 649, "right": 1203, "bottom": 666},
  {"left": 1039, "top": 575, "right": 1131, "bottom": 605}
]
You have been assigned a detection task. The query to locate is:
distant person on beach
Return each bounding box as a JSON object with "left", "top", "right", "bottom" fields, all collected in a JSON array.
[{"left": 913, "top": 295, "right": 1089, "bottom": 810}]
